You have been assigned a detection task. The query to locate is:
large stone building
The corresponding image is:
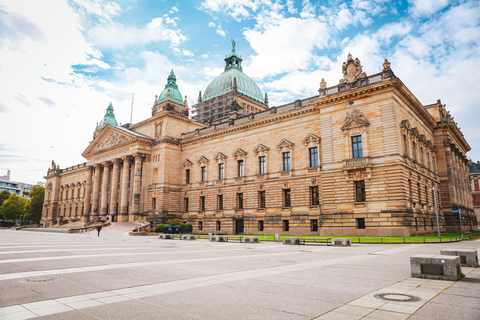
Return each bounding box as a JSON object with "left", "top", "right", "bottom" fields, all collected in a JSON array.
[
  {"left": 468, "top": 161, "right": 480, "bottom": 227},
  {"left": 42, "top": 46, "right": 477, "bottom": 236}
]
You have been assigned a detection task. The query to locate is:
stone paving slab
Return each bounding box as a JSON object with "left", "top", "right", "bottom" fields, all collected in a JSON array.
[{"left": 0, "top": 230, "right": 478, "bottom": 319}]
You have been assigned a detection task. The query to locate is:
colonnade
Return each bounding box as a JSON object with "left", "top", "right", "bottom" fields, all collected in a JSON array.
[{"left": 83, "top": 153, "right": 145, "bottom": 219}]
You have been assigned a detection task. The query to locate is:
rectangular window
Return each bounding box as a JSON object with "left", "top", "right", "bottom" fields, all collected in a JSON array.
[
  {"left": 409, "top": 179, "right": 413, "bottom": 202},
  {"left": 425, "top": 186, "right": 429, "bottom": 205},
  {"left": 309, "top": 147, "right": 318, "bottom": 167},
  {"left": 352, "top": 135, "right": 363, "bottom": 158},
  {"left": 216, "top": 221, "right": 221, "bottom": 231},
  {"left": 152, "top": 197, "right": 156, "bottom": 210},
  {"left": 475, "top": 179, "right": 479, "bottom": 191},
  {"left": 356, "top": 218, "right": 366, "bottom": 229},
  {"left": 259, "top": 191, "right": 266, "bottom": 208},
  {"left": 403, "top": 134, "right": 409, "bottom": 156},
  {"left": 310, "top": 186, "right": 319, "bottom": 205},
  {"left": 355, "top": 180, "right": 366, "bottom": 202},
  {"left": 238, "top": 160, "right": 244, "bottom": 177},
  {"left": 311, "top": 219, "right": 318, "bottom": 232},
  {"left": 200, "top": 196, "right": 205, "bottom": 212},
  {"left": 258, "top": 220, "right": 264, "bottom": 231},
  {"left": 259, "top": 156, "right": 266, "bottom": 174},
  {"left": 198, "top": 221, "right": 202, "bottom": 230},
  {"left": 184, "top": 198, "right": 189, "bottom": 211},
  {"left": 185, "top": 169, "right": 190, "bottom": 184},
  {"left": 283, "top": 152, "right": 291, "bottom": 171},
  {"left": 284, "top": 189, "right": 291, "bottom": 207},
  {"left": 217, "top": 195, "right": 223, "bottom": 210},
  {"left": 201, "top": 167, "right": 206, "bottom": 182},
  {"left": 218, "top": 163, "right": 224, "bottom": 180},
  {"left": 417, "top": 183, "right": 421, "bottom": 203},
  {"left": 237, "top": 193, "right": 244, "bottom": 209},
  {"left": 412, "top": 141, "right": 417, "bottom": 161},
  {"left": 283, "top": 220, "right": 289, "bottom": 232}
]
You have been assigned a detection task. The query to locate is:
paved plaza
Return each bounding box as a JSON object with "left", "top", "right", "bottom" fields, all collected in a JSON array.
[{"left": 0, "top": 228, "right": 479, "bottom": 320}]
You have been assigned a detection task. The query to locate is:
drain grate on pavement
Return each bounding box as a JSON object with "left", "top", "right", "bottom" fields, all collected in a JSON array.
[
  {"left": 22, "top": 276, "right": 59, "bottom": 283},
  {"left": 374, "top": 293, "right": 421, "bottom": 302}
]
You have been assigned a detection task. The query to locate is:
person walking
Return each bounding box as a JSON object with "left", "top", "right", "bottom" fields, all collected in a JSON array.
[{"left": 97, "top": 225, "right": 102, "bottom": 236}]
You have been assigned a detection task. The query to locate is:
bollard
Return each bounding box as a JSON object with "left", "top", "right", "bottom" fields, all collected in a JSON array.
[
  {"left": 358, "top": 237, "right": 360, "bottom": 243},
  {"left": 455, "top": 235, "right": 457, "bottom": 241},
  {"left": 450, "top": 236, "right": 452, "bottom": 241},
  {"left": 423, "top": 237, "right": 425, "bottom": 243},
  {"left": 381, "top": 238, "right": 383, "bottom": 243},
  {"left": 403, "top": 237, "right": 405, "bottom": 243}
]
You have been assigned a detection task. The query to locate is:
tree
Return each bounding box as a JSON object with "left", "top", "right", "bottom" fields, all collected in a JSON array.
[
  {"left": 0, "top": 193, "right": 27, "bottom": 221},
  {"left": 25, "top": 185, "right": 45, "bottom": 223},
  {"left": 0, "top": 190, "right": 10, "bottom": 207},
  {"left": 166, "top": 218, "right": 182, "bottom": 226}
]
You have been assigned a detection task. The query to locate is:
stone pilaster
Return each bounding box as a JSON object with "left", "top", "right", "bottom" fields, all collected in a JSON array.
[
  {"left": 110, "top": 158, "right": 121, "bottom": 216},
  {"left": 83, "top": 166, "right": 93, "bottom": 217},
  {"left": 132, "top": 153, "right": 143, "bottom": 214},
  {"left": 100, "top": 161, "right": 110, "bottom": 217},
  {"left": 120, "top": 156, "right": 131, "bottom": 215},
  {"left": 91, "top": 164, "right": 101, "bottom": 217}
]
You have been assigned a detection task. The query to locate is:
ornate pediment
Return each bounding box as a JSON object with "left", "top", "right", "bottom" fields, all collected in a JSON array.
[
  {"left": 341, "top": 109, "right": 369, "bottom": 130},
  {"left": 214, "top": 152, "right": 228, "bottom": 162},
  {"left": 302, "top": 133, "right": 320, "bottom": 145},
  {"left": 276, "top": 139, "right": 294, "bottom": 150},
  {"left": 340, "top": 53, "right": 367, "bottom": 84},
  {"left": 182, "top": 159, "right": 193, "bottom": 167},
  {"left": 197, "top": 156, "right": 209, "bottom": 164},
  {"left": 94, "top": 131, "right": 132, "bottom": 153},
  {"left": 232, "top": 148, "right": 247, "bottom": 158},
  {"left": 253, "top": 143, "right": 270, "bottom": 154}
]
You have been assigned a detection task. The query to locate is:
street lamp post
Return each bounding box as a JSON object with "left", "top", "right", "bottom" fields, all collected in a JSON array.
[
  {"left": 430, "top": 185, "right": 441, "bottom": 241},
  {"left": 19, "top": 214, "right": 23, "bottom": 227}
]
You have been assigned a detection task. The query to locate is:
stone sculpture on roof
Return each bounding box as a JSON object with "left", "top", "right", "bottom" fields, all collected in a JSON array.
[{"left": 340, "top": 53, "right": 367, "bottom": 84}]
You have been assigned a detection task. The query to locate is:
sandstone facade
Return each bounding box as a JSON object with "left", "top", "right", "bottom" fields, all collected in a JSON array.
[{"left": 42, "top": 54, "right": 477, "bottom": 236}]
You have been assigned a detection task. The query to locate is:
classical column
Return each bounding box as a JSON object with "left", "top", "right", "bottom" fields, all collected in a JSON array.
[
  {"left": 91, "top": 164, "right": 101, "bottom": 217},
  {"left": 110, "top": 159, "right": 121, "bottom": 216},
  {"left": 132, "top": 153, "right": 143, "bottom": 214},
  {"left": 120, "top": 156, "right": 131, "bottom": 215},
  {"left": 100, "top": 161, "right": 110, "bottom": 217},
  {"left": 83, "top": 166, "right": 93, "bottom": 217}
]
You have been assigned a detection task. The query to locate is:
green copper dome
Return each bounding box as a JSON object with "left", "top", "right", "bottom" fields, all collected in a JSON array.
[
  {"left": 158, "top": 70, "right": 183, "bottom": 104},
  {"left": 203, "top": 46, "right": 264, "bottom": 103},
  {"left": 97, "top": 102, "right": 118, "bottom": 129}
]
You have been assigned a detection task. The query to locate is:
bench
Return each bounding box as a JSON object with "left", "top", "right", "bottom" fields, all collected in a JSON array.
[
  {"left": 410, "top": 254, "right": 462, "bottom": 281},
  {"left": 182, "top": 235, "right": 197, "bottom": 240},
  {"left": 331, "top": 238, "right": 351, "bottom": 246},
  {"left": 283, "top": 237, "right": 302, "bottom": 245},
  {"left": 440, "top": 249, "right": 478, "bottom": 267},
  {"left": 226, "top": 236, "right": 244, "bottom": 242},
  {"left": 210, "top": 235, "right": 228, "bottom": 242},
  {"left": 303, "top": 238, "right": 332, "bottom": 246},
  {"left": 158, "top": 234, "right": 182, "bottom": 239},
  {"left": 243, "top": 236, "right": 260, "bottom": 243}
]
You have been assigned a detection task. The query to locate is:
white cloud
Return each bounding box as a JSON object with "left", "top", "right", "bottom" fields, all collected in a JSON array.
[
  {"left": 408, "top": 0, "right": 450, "bottom": 17},
  {"left": 216, "top": 25, "right": 227, "bottom": 37},
  {"left": 199, "top": 0, "right": 266, "bottom": 21},
  {"left": 244, "top": 17, "right": 330, "bottom": 78},
  {"left": 72, "top": 0, "right": 122, "bottom": 21},
  {"left": 286, "top": 0, "right": 297, "bottom": 14},
  {"left": 208, "top": 21, "right": 216, "bottom": 28},
  {"left": 88, "top": 17, "right": 187, "bottom": 49}
]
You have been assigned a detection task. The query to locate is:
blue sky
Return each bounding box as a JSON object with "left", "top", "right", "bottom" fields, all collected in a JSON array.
[{"left": 1, "top": 0, "right": 480, "bottom": 184}]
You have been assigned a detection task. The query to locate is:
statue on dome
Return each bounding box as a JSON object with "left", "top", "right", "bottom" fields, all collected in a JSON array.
[{"left": 231, "top": 37, "right": 236, "bottom": 51}]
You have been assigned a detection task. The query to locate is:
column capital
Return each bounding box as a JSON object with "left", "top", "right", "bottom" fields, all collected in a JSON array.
[
  {"left": 113, "top": 158, "right": 122, "bottom": 165},
  {"left": 134, "top": 153, "right": 145, "bottom": 160},
  {"left": 101, "top": 160, "right": 111, "bottom": 167},
  {"left": 121, "top": 155, "right": 132, "bottom": 162}
]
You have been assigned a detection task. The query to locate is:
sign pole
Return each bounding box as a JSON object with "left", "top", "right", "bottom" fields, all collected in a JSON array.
[
  {"left": 459, "top": 210, "right": 463, "bottom": 239},
  {"left": 431, "top": 185, "right": 441, "bottom": 241}
]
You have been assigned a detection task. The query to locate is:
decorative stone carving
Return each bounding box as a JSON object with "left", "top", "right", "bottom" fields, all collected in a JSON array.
[
  {"left": 340, "top": 53, "right": 367, "bottom": 84},
  {"left": 95, "top": 131, "right": 131, "bottom": 152},
  {"left": 341, "top": 108, "right": 369, "bottom": 130},
  {"left": 383, "top": 59, "right": 391, "bottom": 71},
  {"left": 276, "top": 139, "right": 294, "bottom": 151},
  {"left": 197, "top": 156, "right": 209, "bottom": 164},
  {"left": 320, "top": 78, "right": 327, "bottom": 89},
  {"left": 182, "top": 159, "right": 193, "bottom": 167},
  {"left": 253, "top": 144, "right": 269, "bottom": 154},
  {"left": 214, "top": 152, "right": 228, "bottom": 162},
  {"left": 302, "top": 133, "right": 320, "bottom": 145},
  {"left": 155, "top": 122, "right": 162, "bottom": 137},
  {"left": 232, "top": 148, "right": 247, "bottom": 159}
]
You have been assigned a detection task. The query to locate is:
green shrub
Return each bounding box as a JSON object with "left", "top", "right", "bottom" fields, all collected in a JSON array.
[
  {"left": 166, "top": 218, "right": 182, "bottom": 226},
  {"left": 180, "top": 223, "right": 193, "bottom": 233},
  {"left": 155, "top": 224, "right": 169, "bottom": 233}
]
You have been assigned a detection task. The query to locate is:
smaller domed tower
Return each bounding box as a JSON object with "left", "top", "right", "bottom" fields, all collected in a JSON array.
[{"left": 152, "top": 70, "right": 189, "bottom": 118}]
